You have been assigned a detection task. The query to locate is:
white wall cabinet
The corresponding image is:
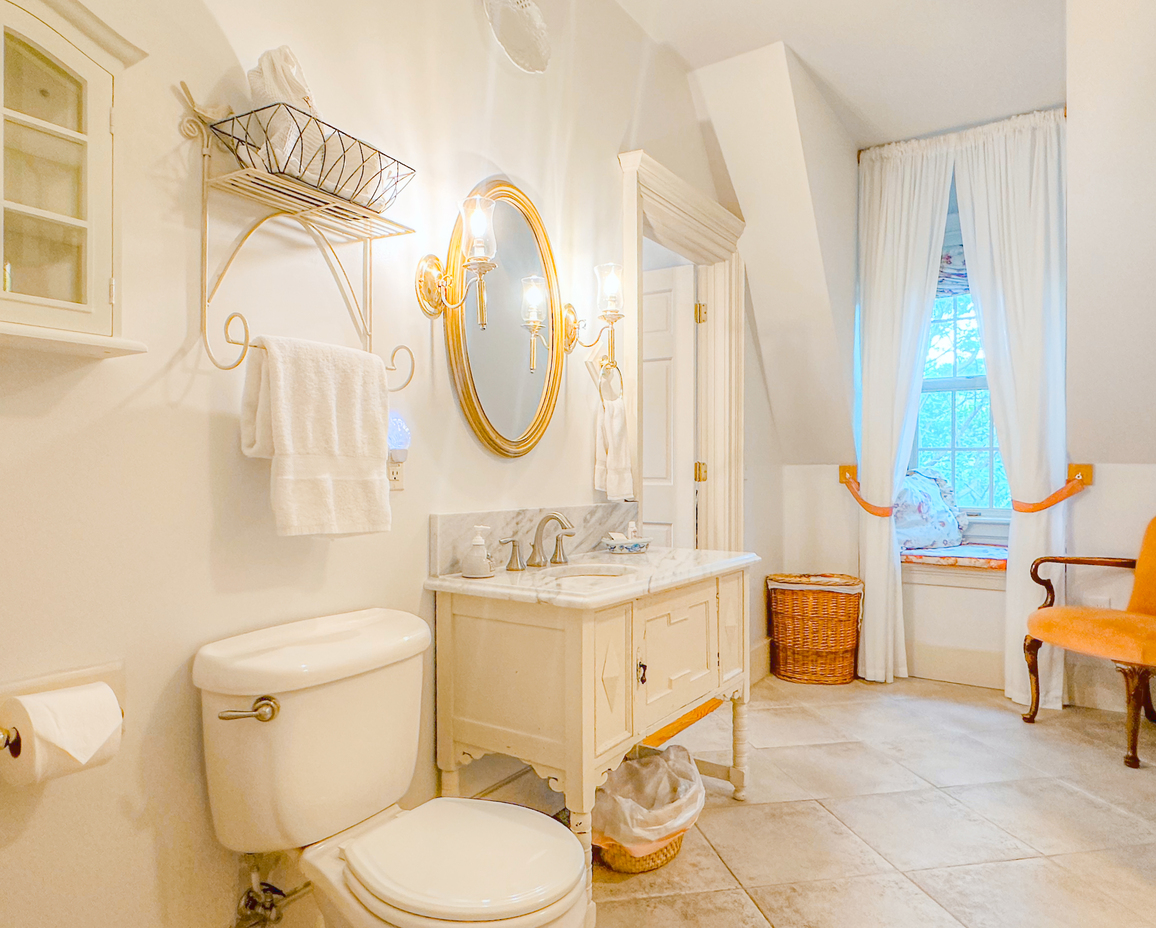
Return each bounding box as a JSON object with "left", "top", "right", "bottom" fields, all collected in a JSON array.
[
  {"left": 435, "top": 568, "right": 751, "bottom": 926},
  {"left": 0, "top": 0, "right": 144, "bottom": 357}
]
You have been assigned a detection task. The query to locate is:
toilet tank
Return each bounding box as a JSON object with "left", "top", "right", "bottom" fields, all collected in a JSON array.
[{"left": 192, "top": 608, "right": 430, "bottom": 853}]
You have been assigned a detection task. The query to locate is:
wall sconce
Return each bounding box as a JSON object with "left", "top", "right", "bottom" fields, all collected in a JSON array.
[
  {"left": 415, "top": 195, "right": 498, "bottom": 328},
  {"left": 521, "top": 275, "right": 550, "bottom": 372},
  {"left": 563, "top": 263, "right": 625, "bottom": 371}
]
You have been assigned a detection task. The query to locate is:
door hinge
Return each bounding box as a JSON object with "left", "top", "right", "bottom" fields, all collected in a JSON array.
[
  {"left": 108, "top": 277, "right": 116, "bottom": 305},
  {"left": 694, "top": 303, "right": 707, "bottom": 323},
  {"left": 694, "top": 461, "right": 708, "bottom": 482}
]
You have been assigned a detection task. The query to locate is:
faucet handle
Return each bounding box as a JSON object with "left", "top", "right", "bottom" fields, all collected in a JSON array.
[
  {"left": 551, "top": 529, "right": 577, "bottom": 565},
  {"left": 500, "top": 537, "right": 526, "bottom": 572}
]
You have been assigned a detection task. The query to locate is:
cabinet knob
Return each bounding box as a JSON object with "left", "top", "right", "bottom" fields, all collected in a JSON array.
[{"left": 637, "top": 662, "right": 647, "bottom": 685}]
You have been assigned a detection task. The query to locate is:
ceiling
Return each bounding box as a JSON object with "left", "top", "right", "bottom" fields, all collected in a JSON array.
[{"left": 613, "top": 0, "right": 1065, "bottom": 147}]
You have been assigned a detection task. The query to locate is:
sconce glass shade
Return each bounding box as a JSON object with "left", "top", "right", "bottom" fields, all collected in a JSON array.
[
  {"left": 459, "top": 195, "right": 497, "bottom": 264},
  {"left": 521, "top": 275, "right": 547, "bottom": 327},
  {"left": 595, "top": 263, "right": 624, "bottom": 317},
  {"left": 388, "top": 411, "right": 411, "bottom": 462}
]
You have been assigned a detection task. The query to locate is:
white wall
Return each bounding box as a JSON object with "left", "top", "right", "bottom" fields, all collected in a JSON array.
[
  {"left": 694, "top": 42, "right": 857, "bottom": 466},
  {"left": 1067, "top": 0, "right": 1156, "bottom": 465},
  {"left": 1063, "top": 0, "right": 1156, "bottom": 708},
  {"left": 0, "top": 1, "right": 718, "bottom": 925}
]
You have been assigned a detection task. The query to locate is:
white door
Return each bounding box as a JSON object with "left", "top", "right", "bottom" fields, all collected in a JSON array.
[{"left": 642, "top": 265, "right": 696, "bottom": 547}]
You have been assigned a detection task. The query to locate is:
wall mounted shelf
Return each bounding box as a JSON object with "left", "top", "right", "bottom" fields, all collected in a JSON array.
[
  {"left": 180, "top": 84, "right": 415, "bottom": 376},
  {"left": 0, "top": 321, "right": 147, "bottom": 358}
]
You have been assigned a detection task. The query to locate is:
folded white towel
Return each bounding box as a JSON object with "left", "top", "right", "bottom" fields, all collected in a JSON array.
[
  {"left": 241, "top": 336, "right": 391, "bottom": 536},
  {"left": 594, "top": 391, "right": 634, "bottom": 502}
]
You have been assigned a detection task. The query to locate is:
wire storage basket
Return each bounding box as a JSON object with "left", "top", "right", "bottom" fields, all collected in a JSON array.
[
  {"left": 767, "top": 574, "right": 863, "bottom": 684},
  {"left": 210, "top": 104, "right": 416, "bottom": 214}
]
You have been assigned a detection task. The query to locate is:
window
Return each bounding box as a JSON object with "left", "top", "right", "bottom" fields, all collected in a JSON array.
[
  {"left": 912, "top": 200, "right": 1011, "bottom": 540},
  {"left": 0, "top": 1, "right": 114, "bottom": 336}
]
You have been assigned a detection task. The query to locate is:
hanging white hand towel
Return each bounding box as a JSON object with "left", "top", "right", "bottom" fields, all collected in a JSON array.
[
  {"left": 595, "top": 393, "right": 634, "bottom": 502},
  {"left": 241, "top": 336, "right": 391, "bottom": 536}
]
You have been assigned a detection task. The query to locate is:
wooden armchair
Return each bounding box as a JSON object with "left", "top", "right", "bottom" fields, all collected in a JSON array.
[{"left": 1023, "top": 516, "right": 1156, "bottom": 767}]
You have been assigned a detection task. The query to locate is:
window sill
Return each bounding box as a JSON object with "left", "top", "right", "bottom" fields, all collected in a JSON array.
[
  {"left": 0, "top": 321, "right": 147, "bottom": 358},
  {"left": 902, "top": 563, "right": 1007, "bottom": 591}
]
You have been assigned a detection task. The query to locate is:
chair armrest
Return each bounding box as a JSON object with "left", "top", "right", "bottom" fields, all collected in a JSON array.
[{"left": 1030, "top": 556, "right": 1138, "bottom": 608}]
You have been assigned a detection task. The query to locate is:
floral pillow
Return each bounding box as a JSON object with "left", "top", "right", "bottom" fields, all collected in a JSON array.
[{"left": 894, "top": 471, "right": 968, "bottom": 550}]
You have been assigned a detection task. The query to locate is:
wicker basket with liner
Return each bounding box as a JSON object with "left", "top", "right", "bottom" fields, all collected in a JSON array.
[
  {"left": 592, "top": 745, "right": 704, "bottom": 873},
  {"left": 767, "top": 573, "right": 863, "bottom": 684}
]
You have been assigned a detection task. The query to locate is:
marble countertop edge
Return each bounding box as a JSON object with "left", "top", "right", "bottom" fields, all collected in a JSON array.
[{"left": 424, "top": 548, "right": 761, "bottom": 609}]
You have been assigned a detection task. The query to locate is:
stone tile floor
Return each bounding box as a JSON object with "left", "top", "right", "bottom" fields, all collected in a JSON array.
[{"left": 591, "top": 675, "right": 1156, "bottom": 927}]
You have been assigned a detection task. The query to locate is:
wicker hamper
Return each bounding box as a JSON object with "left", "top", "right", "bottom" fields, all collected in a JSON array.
[{"left": 767, "top": 573, "right": 863, "bottom": 684}]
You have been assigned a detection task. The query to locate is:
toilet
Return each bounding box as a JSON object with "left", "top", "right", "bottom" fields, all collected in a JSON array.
[{"left": 192, "top": 608, "right": 588, "bottom": 928}]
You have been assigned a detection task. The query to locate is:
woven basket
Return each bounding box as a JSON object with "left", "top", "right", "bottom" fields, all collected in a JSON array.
[
  {"left": 767, "top": 573, "right": 863, "bottom": 685},
  {"left": 598, "top": 834, "right": 684, "bottom": 873}
]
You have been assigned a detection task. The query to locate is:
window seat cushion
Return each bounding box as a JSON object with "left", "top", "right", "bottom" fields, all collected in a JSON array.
[{"left": 901, "top": 544, "right": 1008, "bottom": 570}]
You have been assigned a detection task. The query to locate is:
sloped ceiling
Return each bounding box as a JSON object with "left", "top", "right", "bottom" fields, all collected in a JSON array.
[
  {"left": 613, "top": 0, "right": 1065, "bottom": 147},
  {"left": 697, "top": 44, "right": 858, "bottom": 464}
]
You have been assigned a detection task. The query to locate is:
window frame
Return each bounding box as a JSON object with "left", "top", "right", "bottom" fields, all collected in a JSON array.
[{"left": 911, "top": 298, "right": 1010, "bottom": 543}]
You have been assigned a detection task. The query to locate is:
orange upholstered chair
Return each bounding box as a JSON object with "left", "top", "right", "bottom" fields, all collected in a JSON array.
[{"left": 1023, "top": 516, "right": 1156, "bottom": 767}]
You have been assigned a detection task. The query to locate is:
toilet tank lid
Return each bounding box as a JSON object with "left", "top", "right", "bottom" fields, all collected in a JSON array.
[{"left": 193, "top": 608, "right": 430, "bottom": 695}]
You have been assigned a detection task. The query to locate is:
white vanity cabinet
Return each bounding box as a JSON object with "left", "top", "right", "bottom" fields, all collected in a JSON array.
[{"left": 430, "top": 552, "right": 755, "bottom": 924}]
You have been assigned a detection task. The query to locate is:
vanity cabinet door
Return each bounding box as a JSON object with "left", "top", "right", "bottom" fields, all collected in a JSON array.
[
  {"left": 593, "top": 603, "right": 633, "bottom": 757},
  {"left": 634, "top": 579, "right": 719, "bottom": 731},
  {"left": 718, "top": 571, "right": 746, "bottom": 688}
]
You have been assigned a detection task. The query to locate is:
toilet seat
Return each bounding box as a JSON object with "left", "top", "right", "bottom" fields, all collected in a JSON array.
[
  {"left": 341, "top": 798, "right": 585, "bottom": 923},
  {"left": 344, "top": 872, "right": 586, "bottom": 928}
]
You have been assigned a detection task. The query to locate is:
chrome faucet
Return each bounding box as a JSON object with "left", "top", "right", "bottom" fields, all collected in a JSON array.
[{"left": 526, "top": 512, "right": 576, "bottom": 567}]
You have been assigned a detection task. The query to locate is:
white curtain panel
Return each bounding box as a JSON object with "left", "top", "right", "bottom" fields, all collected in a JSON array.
[
  {"left": 857, "top": 141, "right": 955, "bottom": 682},
  {"left": 954, "top": 109, "right": 1067, "bottom": 708}
]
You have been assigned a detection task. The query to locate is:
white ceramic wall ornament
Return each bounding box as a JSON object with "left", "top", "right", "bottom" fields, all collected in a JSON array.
[{"left": 481, "top": 0, "right": 551, "bottom": 73}]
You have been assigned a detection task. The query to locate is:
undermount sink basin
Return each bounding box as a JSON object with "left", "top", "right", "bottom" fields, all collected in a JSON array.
[
  {"left": 534, "top": 561, "right": 638, "bottom": 577},
  {"left": 536, "top": 564, "right": 639, "bottom": 585}
]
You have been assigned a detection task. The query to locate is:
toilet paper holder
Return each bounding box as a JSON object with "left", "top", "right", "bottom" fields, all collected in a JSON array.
[
  {"left": 0, "top": 698, "right": 125, "bottom": 759},
  {"left": 0, "top": 725, "right": 19, "bottom": 758}
]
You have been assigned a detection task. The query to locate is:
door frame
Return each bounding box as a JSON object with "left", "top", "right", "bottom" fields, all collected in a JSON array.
[{"left": 619, "top": 150, "right": 746, "bottom": 550}]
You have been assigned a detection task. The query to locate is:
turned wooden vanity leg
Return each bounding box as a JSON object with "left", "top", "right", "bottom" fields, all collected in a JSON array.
[
  {"left": 731, "top": 695, "right": 750, "bottom": 801},
  {"left": 567, "top": 807, "right": 595, "bottom": 925},
  {"left": 439, "top": 767, "right": 460, "bottom": 798}
]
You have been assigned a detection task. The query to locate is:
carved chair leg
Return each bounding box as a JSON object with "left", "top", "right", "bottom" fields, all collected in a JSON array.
[
  {"left": 1117, "top": 664, "right": 1152, "bottom": 769},
  {"left": 1023, "top": 636, "right": 1044, "bottom": 723},
  {"left": 1144, "top": 676, "right": 1156, "bottom": 724}
]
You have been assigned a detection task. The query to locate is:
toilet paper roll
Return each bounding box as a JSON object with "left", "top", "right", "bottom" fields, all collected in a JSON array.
[{"left": 0, "top": 682, "right": 123, "bottom": 787}]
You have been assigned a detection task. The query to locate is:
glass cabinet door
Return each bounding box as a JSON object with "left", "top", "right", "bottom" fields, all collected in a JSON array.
[{"left": 0, "top": 3, "right": 113, "bottom": 335}]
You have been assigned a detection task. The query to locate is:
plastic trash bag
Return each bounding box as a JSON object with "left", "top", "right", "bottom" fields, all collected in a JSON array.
[{"left": 592, "top": 745, "right": 706, "bottom": 856}]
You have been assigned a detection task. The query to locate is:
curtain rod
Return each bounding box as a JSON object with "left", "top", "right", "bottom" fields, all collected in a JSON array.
[{"left": 856, "top": 105, "right": 1067, "bottom": 163}]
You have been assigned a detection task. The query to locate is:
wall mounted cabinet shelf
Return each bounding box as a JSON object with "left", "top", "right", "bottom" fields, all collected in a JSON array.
[{"left": 0, "top": 0, "right": 147, "bottom": 359}]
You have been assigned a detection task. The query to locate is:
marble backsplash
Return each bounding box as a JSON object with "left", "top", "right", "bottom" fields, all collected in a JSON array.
[{"left": 430, "top": 502, "right": 639, "bottom": 577}]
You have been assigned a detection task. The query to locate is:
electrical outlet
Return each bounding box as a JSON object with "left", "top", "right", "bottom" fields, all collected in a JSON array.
[{"left": 388, "top": 461, "right": 404, "bottom": 490}]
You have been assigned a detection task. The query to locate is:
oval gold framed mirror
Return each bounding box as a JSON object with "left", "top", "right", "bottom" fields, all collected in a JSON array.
[{"left": 442, "top": 180, "right": 564, "bottom": 457}]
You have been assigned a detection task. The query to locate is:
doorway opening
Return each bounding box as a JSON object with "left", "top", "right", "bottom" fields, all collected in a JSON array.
[{"left": 641, "top": 237, "right": 698, "bottom": 548}]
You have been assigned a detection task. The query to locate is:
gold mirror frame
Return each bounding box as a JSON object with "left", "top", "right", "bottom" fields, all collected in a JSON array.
[{"left": 443, "top": 180, "right": 564, "bottom": 457}]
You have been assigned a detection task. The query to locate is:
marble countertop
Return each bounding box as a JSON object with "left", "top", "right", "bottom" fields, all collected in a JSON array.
[{"left": 425, "top": 547, "right": 761, "bottom": 609}]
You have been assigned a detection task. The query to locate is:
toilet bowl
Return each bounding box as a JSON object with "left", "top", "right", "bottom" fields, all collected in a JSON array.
[
  {"left": 192, "top": 608, "right": 587, "bottom": 928},
  {"left": 299, "top": 801, "right": 586, "bottom": 928}
]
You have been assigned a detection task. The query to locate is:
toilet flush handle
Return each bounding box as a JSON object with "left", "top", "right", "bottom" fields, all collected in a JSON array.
[{"left": 218, "top": 695, "right": 279, "bottom": 722}]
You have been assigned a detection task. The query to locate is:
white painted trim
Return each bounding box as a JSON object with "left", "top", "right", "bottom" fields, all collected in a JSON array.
[
  {"left": 750, "top": 636, "right": 771, "bottom": 684},
  {"left": 0, "top": 320, "right": 146, "bottom": 358},
  {"left": 620, "top": 150, "right": 746, "bottom": 551},
  {"left": 901, "top": 563, "right": 1007, "bottom": 591},
  {"left": 18, "top": 0, "right": 146, "bottom": 69}
]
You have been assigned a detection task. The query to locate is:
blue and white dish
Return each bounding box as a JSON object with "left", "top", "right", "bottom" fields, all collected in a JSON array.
[{"left": 602, "top": 536, "right": 651, "bottom": 554}]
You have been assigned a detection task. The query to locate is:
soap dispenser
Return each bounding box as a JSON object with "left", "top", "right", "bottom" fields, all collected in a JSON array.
[{"left": 461, "top": 525, "right": 495, "bottom": 579}]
